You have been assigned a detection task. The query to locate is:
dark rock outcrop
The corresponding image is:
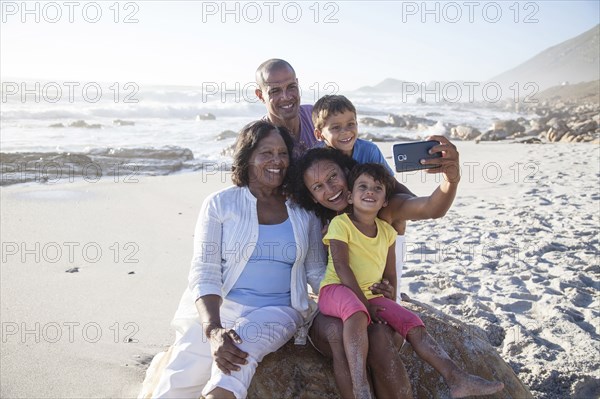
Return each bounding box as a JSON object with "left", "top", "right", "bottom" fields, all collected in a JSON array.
[{"left": 249, "top": 301, "right": 533, "bottom": 399}]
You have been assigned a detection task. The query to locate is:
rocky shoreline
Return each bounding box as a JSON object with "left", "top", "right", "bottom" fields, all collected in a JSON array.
[{"left": 359, "top": 101, "right": 600, "bottom": 145}]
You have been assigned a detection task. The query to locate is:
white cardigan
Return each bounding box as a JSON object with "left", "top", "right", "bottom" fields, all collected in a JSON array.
[{"left": 172, "top": 185, "right": 325, "bottom": 343}]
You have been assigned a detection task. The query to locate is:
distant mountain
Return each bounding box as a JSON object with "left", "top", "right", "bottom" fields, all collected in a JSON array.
[
  {"left": 489, "top": 24, "right": 599, "bottom": 92},
  {"left": 356, "top": 78, "right": 412, "bottom": 93},
  {"left": 355, "top": 25, "right": 599, "bottom": 98},
  {"left": 535, "top": 80, "right": 599, "bottom": 104}
]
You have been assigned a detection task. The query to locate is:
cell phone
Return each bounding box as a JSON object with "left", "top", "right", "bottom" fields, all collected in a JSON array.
[{"left": 392, "top": 141, "right": 442, "bottom": 172}]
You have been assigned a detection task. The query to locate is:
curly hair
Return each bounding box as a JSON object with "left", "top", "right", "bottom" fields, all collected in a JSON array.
[
  {"left": 347, "top": 163, "right": 396, "bottom": 202},
  {"left": 288, "top": 147, "right": 357, "bottom": 223},
  {"left": 231, "top": 120, "right": 294, "bottom": 187}
]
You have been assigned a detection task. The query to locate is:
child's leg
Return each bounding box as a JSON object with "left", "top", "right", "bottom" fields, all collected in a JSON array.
[
  {"left": 366, "top": 323, "right": 413, "bottom": 399},
  {"left": 319, "top": 285, "right": 373, "bottom": 399},
  {"left": 369, "top": 297, "right": 504, "bottom": 398}
]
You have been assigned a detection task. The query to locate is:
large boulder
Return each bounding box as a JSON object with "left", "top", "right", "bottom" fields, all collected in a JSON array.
[
  {"left": 360, "top": 117, "right": 388, "bottom": 128},
  {"left": 450, "top": 126, "right": 481, "bottom": 141},
  {"left": 248, "top": 300, "right": 533, "bottom": 399}
]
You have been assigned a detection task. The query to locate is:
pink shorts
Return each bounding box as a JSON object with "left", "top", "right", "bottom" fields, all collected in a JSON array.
[{"left": 318, "top": 284, "right": 425, "bottom": 339}]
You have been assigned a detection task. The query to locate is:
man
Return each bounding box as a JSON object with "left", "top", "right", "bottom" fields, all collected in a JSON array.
[{"left": 255, "top": 59, "right": 319, "bottom": 158}]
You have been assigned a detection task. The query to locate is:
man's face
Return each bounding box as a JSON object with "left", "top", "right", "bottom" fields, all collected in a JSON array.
[{"left": 256, "top": 66, "right": 300, "bottom": 122}]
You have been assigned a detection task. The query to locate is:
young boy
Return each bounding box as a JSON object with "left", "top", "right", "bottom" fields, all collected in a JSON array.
[
  {"left": 312, "top": 94, "right": 460, "bottom": 300},
  {"left": 318, "top": 163, "right": 504, "bottom": 399}
]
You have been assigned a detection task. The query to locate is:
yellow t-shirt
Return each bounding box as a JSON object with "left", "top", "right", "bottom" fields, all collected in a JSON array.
[{"left": 320, "top": 213, "right": 397, "bottom": 299}]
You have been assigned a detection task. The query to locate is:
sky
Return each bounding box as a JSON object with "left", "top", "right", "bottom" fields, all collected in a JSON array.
[{"left": 1, "top": 0, "right": 599, "bottom": 92}]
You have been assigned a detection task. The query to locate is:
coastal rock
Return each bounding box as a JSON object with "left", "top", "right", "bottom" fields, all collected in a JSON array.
[
  {"left": 114, "top": 119, "right": 135, "bottom": 126},
  {"left": 248, "top": 300, "right": 532, "bottom": 399},
  {"left": 450, "top": 126, "right": 481, "bottom": 141},
  {"left": 388, "top": 114, "right": 407, "bottom": 127},
  {"left": 475, "top": 130, "right": 509, "bottom": 143},
  {"left": 547, "top": 120, "right": 570, "bottom": 142},
  {"left": 360, "top": 117, "right": 388, "bottom": 128},
  {"left": 196, "top": 113, "right": 216, "bottom": 121},
  {"left": 216, "top": 130, "right": 238, "bottom": 141},
  {"left": 492, "top": 120, "right": 525, "bottom": 136},
  {"left": 404, "top": 115, "right": 438, "bottom": 129},
  {"left": 49, "top": 123, "right": 65, "bottom": 128},
  {"left": 518, "top": 137, "right": 544, "bottom": 144},
  {"left": 571, "top": 120, "right": 598, "bottom": 135},
  {"left": 69, "top": 120, "right": 102, "bottom": 129}
]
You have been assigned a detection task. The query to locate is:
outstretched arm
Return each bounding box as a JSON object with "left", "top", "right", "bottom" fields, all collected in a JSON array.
[{"left": 383, "top": 136, "right": 461, "bottom": 221}]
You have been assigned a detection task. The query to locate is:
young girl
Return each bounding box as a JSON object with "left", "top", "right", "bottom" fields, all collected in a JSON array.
[{"left": 318, "top": 163, "right": 504, "bottom": 399}]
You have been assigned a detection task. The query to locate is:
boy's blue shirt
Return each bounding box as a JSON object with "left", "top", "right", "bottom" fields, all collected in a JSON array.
[{"left": 351, "top": 138, "right": 395, "bottom": 176}]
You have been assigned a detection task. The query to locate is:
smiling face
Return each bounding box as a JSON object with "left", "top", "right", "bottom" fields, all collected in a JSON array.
[
  {"left": 255, "top": 66, "right": 300, "bottom": 124},
  {"left": 314, "top": 110, "right": 358, "bottom": 157},
  {"left": 303, "top": 159, "right": 350, "bottom": 212},
  {"left": 248, "top": 130, "right": 290, "bottom": 191},
  {"left": 348, "top": 172, "right": 388, "bottom": 214}
]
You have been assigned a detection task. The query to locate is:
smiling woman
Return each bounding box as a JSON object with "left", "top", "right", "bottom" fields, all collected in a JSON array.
[{"left": 146, "top": 120, "right": 326, "bottom": 399}]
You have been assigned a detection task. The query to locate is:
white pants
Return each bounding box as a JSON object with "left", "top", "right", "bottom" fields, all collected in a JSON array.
[{"left": 154, "top": 299, "right": 302, "bottom": 399}]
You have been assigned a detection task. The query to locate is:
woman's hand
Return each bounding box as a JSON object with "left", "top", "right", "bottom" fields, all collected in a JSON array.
[
  {"left": 207, "top": 327, "right": 248, "bottom": 375},
  {"left": 422, "top": 135, "right": 460, "bottom": 184},
  {"left": 369, "top": 278, "right": 395, "bottom": 300}
]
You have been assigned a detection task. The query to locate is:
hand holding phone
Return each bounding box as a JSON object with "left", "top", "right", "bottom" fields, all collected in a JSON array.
[{"left": 392, "top": 141, "right": 442, "bottom": 172}]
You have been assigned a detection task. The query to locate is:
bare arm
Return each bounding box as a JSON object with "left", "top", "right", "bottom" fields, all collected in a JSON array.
[
  {"left": 382, "top": 241, "right": 397, "bottom": 300},
  {"left": 382, "top": 136, "right": 461, "bottom": 222}
]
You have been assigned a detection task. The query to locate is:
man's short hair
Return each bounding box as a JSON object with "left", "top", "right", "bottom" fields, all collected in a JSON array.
[
  {"left": 347, "top": 163, "right": 395, "bottom": 202},
  {"left": 312, "top": 95, "right": 357, "bottom": 131},
  {"left": 255, "top": 59, "right": 296, "bottom": 88}
]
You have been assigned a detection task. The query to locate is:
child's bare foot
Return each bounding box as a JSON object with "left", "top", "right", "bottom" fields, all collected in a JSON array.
[{"left": 449, "top": 373, "right": 504, "bottom": 398}]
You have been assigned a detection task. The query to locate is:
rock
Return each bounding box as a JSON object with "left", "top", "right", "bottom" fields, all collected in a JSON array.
[
  {"left": 492, "top": 120, "right": 525, "bottom": 136},
  {"left": 216, "top": 130, "right": 238, "bottom": 141},
  {"left": 248, "top": 300, "right": 532, "bottom": 399},
  {"left": 571, "top": 120, "right": 597, "bottom": 135},
  {"left": 196, "top": 113, "right": 216, "bottom": 121},
  {"left": 69, "top": 120, "right": 102, "bottom": 129},
  {"left": 475, "top": 130, "right": 509, "bottom": 143},
  {"left": 518, "top": 137, "right": 544, "bottom": 144},
  {"left": 404, "top": 115, "right": 438, "bottom": 129},
  {"left": 547, "top": 120, "right": 570, "bottom": 142},
  {"left": 114, "top": 119, "right": 135, "bottom": 126},
  {"left": 49, "top": 123, "right": 65, "bottom": 128},
  {"left": 451, "top": 126, "right": 481, "bottom": 141},
  {"left": 65, "top": 267, "right": 79, "bottom": 273},
  {"left": 387, "top": 114, "right": 406, "bottom": 127},
  {"left": 359, "top": 117, "right": 388, "bottom": 128}
]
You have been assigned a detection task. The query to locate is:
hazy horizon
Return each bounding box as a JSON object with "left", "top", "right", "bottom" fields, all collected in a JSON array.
[{"left": 1, "top": 1, "right": 599, "bottom": 92}]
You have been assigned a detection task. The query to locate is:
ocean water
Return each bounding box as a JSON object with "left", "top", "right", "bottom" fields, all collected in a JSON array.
[{"left": 0, "top": 84, "right": 526, "bottom": 184}]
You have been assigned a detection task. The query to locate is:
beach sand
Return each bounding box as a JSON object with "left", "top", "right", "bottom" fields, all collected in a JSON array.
[{"left": 1, "top": 141, "right": 598, "bottom": 398}]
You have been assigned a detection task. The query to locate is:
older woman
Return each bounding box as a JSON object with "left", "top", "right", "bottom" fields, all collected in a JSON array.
[
  {"left": 293, "top": 146, "right": 504, "bottom": 399},
  {"left": 152, "top": 120, "right": 325, "bottom": 398}
]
